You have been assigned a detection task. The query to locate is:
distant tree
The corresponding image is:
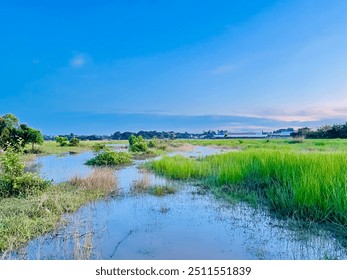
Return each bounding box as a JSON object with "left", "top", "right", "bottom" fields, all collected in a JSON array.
[
  {"left": 291, "top": 127, "right": 311, "bottom": 138},
  {"left": 55, "top": 136, "right": 69, "bottom": 147},
  {"left": 69, "top": 137, "right": 80, "bottom": 147}
]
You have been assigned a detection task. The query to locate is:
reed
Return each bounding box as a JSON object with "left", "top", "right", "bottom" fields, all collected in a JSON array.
[{"left": 70, "top": 168, "right": 118, "bottom": 193}]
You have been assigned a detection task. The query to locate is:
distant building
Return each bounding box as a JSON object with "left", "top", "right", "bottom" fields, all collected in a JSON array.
[
  {"left": 213, "top": 132, "right": 267, "bottom": 139},
  {"left": 268, "top": 131, "right": 292, "bottom": 138},
  {"left": 213, "top": 130, "right": 293, "bottom": 139}
]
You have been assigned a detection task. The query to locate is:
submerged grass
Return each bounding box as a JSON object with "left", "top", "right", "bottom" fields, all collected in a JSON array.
[
  {"left": 131, "top": 170, "right": 151, "bottom": 193},
  {"left": 148, "top": 185, "right": 176, "bottom": 196},
  {"left": 0, "top": 169, "right": 118, "bottom": 254},
  {"left": 149, "top": 149, "right": 347, "bottom": 227},
  {"left": 131, "top": 170, "right": 176, "bottom": 196}
]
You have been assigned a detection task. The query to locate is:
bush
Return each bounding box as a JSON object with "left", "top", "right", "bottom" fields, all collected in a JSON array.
[
  {"left": 69, "top": 137, "right": 80, "bottom": 147},
  {"left": 12, "top": 172, "right": 51, "bottom": 196},
  {"left": 128, "top": 135, "right": 148, "bottom": 152},
  {"left": 55, "top": 136, "right": 69, "bottom": 147},
  {"left": 148, "top": 138, "right": 158, "bottom": 148},
  {"left": 0, "top": 147, "right": 50, "bottom": 197},
  {"left": 0, "top": 147, "right": 24, "bottom": 178},
  {"left": 91, "top": 143, "right": 108, "bottom": 155},
  {"left": 85, "top": 151, "right": 132, "bottom": 166}
]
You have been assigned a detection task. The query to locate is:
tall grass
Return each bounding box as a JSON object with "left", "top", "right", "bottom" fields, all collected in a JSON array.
[
  {"left": 149, "top": 150, "right": 347, "bottom": 225},
  {"left": 0, "top": 169, "right": 118, "bottom": 254},
  {"left": 70, "top": 168, "right": 118, "bottom": 193},
  {"left": 175, "top": 138, "right": 347, "bottom": 152}
]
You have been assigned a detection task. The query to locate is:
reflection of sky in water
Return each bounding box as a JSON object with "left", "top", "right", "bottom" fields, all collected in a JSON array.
[
  {"left": 12, "top": 146, "right": 347, "bottom": 260},
  {"left": 31, "top": 152, "right": 94, "bottom": 183}
]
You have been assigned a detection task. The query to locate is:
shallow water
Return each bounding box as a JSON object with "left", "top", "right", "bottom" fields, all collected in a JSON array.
[{"left": 11, "top": 146, "right": 347, "bottom": 259}]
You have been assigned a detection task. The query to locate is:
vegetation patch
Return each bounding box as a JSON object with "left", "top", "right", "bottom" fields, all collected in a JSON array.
[
  {"left": 0, "top": 147, "right": 51, "bottom": 198},
  {"left": 55, "top": 136, "right": 80, "bottom": 147},
  {"left": 131, "top": 171, "right": 151, "bottom": 193},
  {"left": 148, "top": 185, "right": 176, "bottom": 196},
  {"left": 148, "top": 149, "right": 347, "bottom": 228},
  {"left": 70, "top": 168, "right": 118, "bottom": 193},
  {"left": 0, "top": 179, "right": 117, "bottom": 254},
  {"left": 85, "top": 151, "right": 132, "bottom": 166},
  {"left": 128, "top": 135, "right": 148, "bottom": 152}
]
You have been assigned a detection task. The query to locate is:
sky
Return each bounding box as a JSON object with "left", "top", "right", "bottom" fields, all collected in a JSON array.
[{"left": 0, "top": 0, "right": 347, "bottom": 135}]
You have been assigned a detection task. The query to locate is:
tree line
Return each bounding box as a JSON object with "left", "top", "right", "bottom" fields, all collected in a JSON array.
[{"left": 291, "top": 123, "right": 347, "bottom": 139}]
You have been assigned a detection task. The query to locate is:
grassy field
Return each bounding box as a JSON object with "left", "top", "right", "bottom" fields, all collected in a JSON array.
[
  {"left": 34, "top": 140, "right": 128, "bottom": 155},
  {"left": 175, "top": 138, "right": 347, "bottom": 152},
  {"left": 0, "top": 168, "right": 118, "bottom": 255},
  {"left": 149, "top": 139, "right": 347, "bottom": 231}
]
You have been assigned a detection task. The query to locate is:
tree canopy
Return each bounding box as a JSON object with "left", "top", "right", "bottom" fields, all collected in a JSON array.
[{"left": 0, "top": 114, "right": 43, "bottom": 151}]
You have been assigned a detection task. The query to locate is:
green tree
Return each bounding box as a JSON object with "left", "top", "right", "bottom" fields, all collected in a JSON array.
[
  {"left": 19, "top": 124, "right": 43, "bottom": 150},
  {"left": 69, "top": 137, "right": 80, "bottom": 146},
  {"left": 128, "top": 134, "right": 148, "bottom": 152},
  {"left": 55, "top": 136, "right": 69, "bottom": 146},
  {"left": 0, "top": 114, "right": 22, "bottom": 151}
]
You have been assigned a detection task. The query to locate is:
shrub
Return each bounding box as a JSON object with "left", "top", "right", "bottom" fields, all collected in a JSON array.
[
  {"left": 69, "top": 137, "right": 80, "bottom": 147},
  {"left": 12, "top": 172, "right": 51, "bottom": 196},
  {"left": 0, "top": 147, "right": 24, "bottom": 178},
  {"left": 148, "top": 138, "right": 158, "bottom": 148},
  {"left": 91, "top": 143, "right": 108, "bottom": 155},
  {"left": 55, "top": 136, "right": 69, "bottom": 147},
  {"left": 0, "top": 147, "right": 50, "bottom": 197},
  {"left": 128, "top": 135, "right": 148, "bottom": 152},
  {"left": 85, "top": 151, "right": 132, "bottom": 166}
]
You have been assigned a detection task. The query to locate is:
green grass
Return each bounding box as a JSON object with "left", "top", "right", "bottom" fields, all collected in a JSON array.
[
  {"left": 174, "top": 138, "right": 347, "bottom": 152},
  {"left": 30, "top": 140, "right": 128, "bottom": 155},
  {"left": 148, "top": 149, "right": 347, "bottom": 227},
  {"left": 0, "top": 178, "right": 117, "bottom": 254}
]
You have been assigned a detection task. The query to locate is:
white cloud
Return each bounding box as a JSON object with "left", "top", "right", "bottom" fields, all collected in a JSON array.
[{"left": 70, "top": 54, "right": 87, "bottom": 68}]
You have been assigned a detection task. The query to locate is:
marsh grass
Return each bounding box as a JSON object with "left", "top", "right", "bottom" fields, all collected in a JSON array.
[
  {"left": 175, "top": 138, "right": 347, "bottom": 152},
  {"left": 131, "top": 170, "right": 176, "bottom": 196},
  {"left": 149, "top": 185, "right": 176, "bottom": 196},
  {"left": 36, "top": 140, "right": 127, "bottom": 155},
  {"left": 0, "top": 169, "right": 118, "bottom": 254},
  {"left": 70, "top": 168, "right": 118, "bottom": 193},
  {"left": 131, "top": 170, "right": 151, "bottom": 193},
  {"left": 149, "top": 149, "right": 347, "bottom": 227}
]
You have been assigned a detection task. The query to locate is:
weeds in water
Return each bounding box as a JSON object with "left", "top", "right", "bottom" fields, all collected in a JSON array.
[
  {"left": 70, "top": 168, "right": 118, "bottom": 193},
  {"left": 149, "top": 185, "right": 176, "bottom": 196},
  {"left": 131, "top": 170, "right": 151, "bottom": 193}
]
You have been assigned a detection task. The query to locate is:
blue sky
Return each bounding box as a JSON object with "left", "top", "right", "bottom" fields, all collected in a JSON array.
[{"left": 1, "top": 0, "right": 346, "bottom": 134}]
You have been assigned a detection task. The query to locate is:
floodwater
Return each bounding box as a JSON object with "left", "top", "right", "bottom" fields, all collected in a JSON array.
[{"left": 11, "top": 146, "right": 347, "bottom": 259}]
